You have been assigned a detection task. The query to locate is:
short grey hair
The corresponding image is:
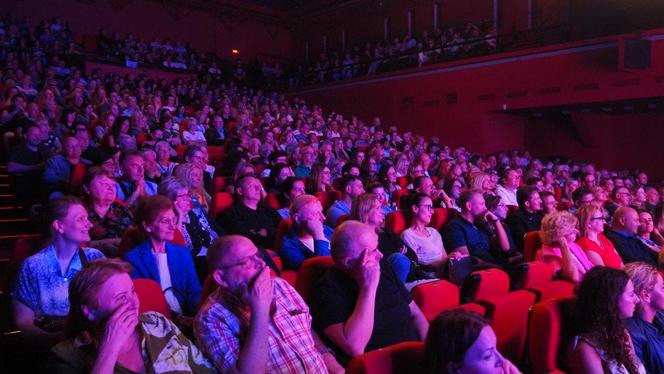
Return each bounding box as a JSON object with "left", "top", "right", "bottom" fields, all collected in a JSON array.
[{"left": 158, "top": 176, "right": 189, "bottom": 201}]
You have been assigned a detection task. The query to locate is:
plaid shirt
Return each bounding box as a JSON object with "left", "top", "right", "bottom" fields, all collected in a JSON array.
[{"left": 194, "top": 278, "right": 328, "bottom": 374}]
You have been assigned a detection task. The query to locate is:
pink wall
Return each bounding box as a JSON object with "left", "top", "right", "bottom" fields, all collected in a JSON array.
[
  {"left": 291, "top": 29, "right": 664, "bottom": 177},
  {"left": 5, "top": 0, "right": 294, "bottom": 60}
]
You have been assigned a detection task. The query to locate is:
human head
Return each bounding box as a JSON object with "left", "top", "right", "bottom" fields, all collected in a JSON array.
[
  {"left": 581, "top": 172, "right": 596, "bottom": 189},
  {"left": 638, "top": 210, "right": 655, "bottom": 237},
  {"left": 458, "top": 189, "right": 486, "bottom": 219},
  {"left": 484, "top": 194, "right": 507, "bottom": 220},
  {"left": 83, "top": 167, "right": 117, "bottom": 206},
  {"left": 611, "top": 186, "right": 632, "bottom": 206},
  {"left": 67, "top": 259, "right": 136, "bottom": 336},
  {"left": 280, "top": 177, "right": 306, "bottom": 204},
  {"left": 575, "top": 204, "right": 606, "bottom": 237},
  {"left": 45, "top": 195, "right": 92, "bottom": 243},
  {"left": 174, "top": 163, "right": 204, "bottom": 190},
  {"left": 308, "top": 164, "right": 331, "bottom": 193},
  {"left": 500, "top": 169, "right": 520, "bottom": 189},
  {"left": 443, "top": 178, "right": 463, "bottom": 200},
  {"left": 134, "top": 195, "right": 176, "bottom": 242},
  {"left": 235, "top": 174, "right": 264, "bottom": 205},
  {"left": 351, "top": 193, "right": 385, "bottom": 228},
  {"left": 572, "top": 187, "right": 594, "bottom": 209},
  {"left": 540, "top": 191, "right": 557, "bottom": 215},
  {"left": 406, "top": 192, "right": 434, "bottom": 226},
  {"left": 290, "top": 195, "right": 324, "bottom": 229},
  {"left": 645, "top": 186, "right": 660, "bottom": 205},
  {"left": 207, "top": 235, "right": 266, "bottom": 294},
  {"left": 184, "top": 144, "right": 205, "bottom": 167},
  {"left": 540, "top": 211, "right": 579, "bottom": 246},
  {"left": 158, "top": 176, "right": 191, "bottom": 207},
  {"left": 624, "top": 262, "right": 664, "bottom": 315},
  {"left": 516, "top": 186, "right": 542, "bottom": 212},
  {"left": 612, "top": 207, "right": 640, "bottom": 235},
  {"left": 24, "top": 124, "right": 42, "bottom": 147},
  {"left": 339, "top": 175, "right": 365, "bottom": 199},
  {"left": 120, "top": 150, "right": 145, "bottom": 183},
  {"left": 421, "top": 310, "right": 505, "bottom": 374},
  {"left": 413, "top": 176, "right": 435, "bottom": 196},
  {"left": 330, "top": 221, "right": 382, "bottom": 270},
  {"left": 62, "top": 136, "right": 81, "bottom": 160}
]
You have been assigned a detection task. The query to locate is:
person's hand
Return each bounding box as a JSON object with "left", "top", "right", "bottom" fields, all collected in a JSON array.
[
  {"left": 449, "top": 250, "right": 466, "bottom": 259},
  {"left": 132, "top": 179, "right": 145, "bottom": 198},
  {"left": 322, "top": 352, "right": 344, "bottom": 374},
  {"left": 305, "top": 218, "right": 325, "bottom": 239},
  {"left": 351, "top": 249, "right": 381, "bottom": 291},
  {"left": 484, "top": 210, "right": 499, "bottom": 223},
  {"left": 500, "top": 355, "right": 522, "bottom": 374},
  {"left": 97, "top": 302, "right": 139, "bottom": 357},
  {"left": 559, "top": 236, "right": 570, "bottom": 251},
  {"left": 241, "top": 265, "right": 273, "bottom": 318},
  {"left": 173, "top": 197, "right": 191, "bottom": 221},
  {"left": 399, "top": 245, "right": 408, "bottom": 255}
]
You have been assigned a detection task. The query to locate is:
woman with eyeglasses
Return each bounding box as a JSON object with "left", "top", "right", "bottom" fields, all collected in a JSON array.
[
  {"left": 122, "top": 195, "right": 201, "bottom": 318},
  {"left": 401, "top": 193, "right": 459, "bottom": 275},
  {"left": 536, "top": 211, "right": 594, "bottom": 283},
  {"left": 575, "top": 204, "right": 623, "bottom": 268}
]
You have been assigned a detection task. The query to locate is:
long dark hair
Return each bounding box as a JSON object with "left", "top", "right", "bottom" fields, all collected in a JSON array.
[
  {"left": 574, "top": 266, "right": 639, "bottom": 374},
  {"left": 420, "top": 309, "right": 490, "bottom": 374}
]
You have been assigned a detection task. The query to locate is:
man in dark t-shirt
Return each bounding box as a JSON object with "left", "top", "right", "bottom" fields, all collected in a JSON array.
[
  {"left": 8, "top": 124, "right": 51, "bottom": 206},
  {"left": 309, "top": 221, "right": 428, "bottom": 363}
]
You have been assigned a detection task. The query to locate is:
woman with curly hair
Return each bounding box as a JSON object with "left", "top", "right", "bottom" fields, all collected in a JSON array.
[
  {"left": 568, "top": 266, "right": 644, "bottom": 374},
  {"left": 535, "top": 211, "right": 594, "bottom": 282}
]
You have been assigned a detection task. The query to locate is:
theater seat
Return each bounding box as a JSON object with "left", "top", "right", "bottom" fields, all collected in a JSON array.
[
  {"left": 528, "top": 297, "right": 576, "bottom": 374},
  {"left": 385, "top": 211, "right": 407, "bottom": 235},
  {"left": 391, "top": 189, "right": 409, "bottom": 209},
  {"left": 411, "top": 279, "right": 485, "bottom": 321},
  {"left": 523, "top": 231, "right": 542, "bottom": 262},
  {"left": 274, "top": 218, "right": 293, "bottom": 251},
  {"left": 335, "top": 214, "right": 350, "bottom": 227},
  {"left": 200, "top": 275, "right": 219, "bottom": 306},
  {"left": 517, "top": 261, "right": 576, "bottom": 302},
  {"left": 429, "top": 208, "right": 454, "bottom": 231},
  {"left": 346, "top": 341, "right": 424, "bottom": 374},
  {"left": 280, "top": 270, "right": 298, "bottom": 287},
  {"left": 211, "top": 192, "right": 234, "bottom": 218},
  {"left": 212, "top": 176, "right": 230, "bottom": 192},
  {"left": 396, "top": 177, "right": 409, "bottom": 189},
  {"left": 295, "top": 256, "right": 334, "bottom": 303},
  {"left": 316, "top": 191, "right": 341, "bottom": 212},
  {"left": 68, "top": 163, "right": 88, "bottom": 195},
  {"left": 133, "top": 278, "right": 172, "bottom": 320},
  {"left": 461, "top": 268, "right": 536, "bottom": 364},
  {"left": 263, "top": 192, "right": 282, "bottom": 210}
]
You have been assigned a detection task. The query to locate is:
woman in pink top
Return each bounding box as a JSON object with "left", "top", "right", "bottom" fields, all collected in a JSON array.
[
  {"left": 536, "top": 211, "right": 594, "bottom": 282},
  {"left": 575, "top": 204, "right": 624, "bottom": 269}
]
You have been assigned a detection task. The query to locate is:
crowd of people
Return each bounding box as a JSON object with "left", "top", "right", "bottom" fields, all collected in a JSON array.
[
  {"left": 3, "top": 14, "right": 664, "bottom": 374},
  {"left": 286, "top": 21, "right": 497, "bottom": 88}
]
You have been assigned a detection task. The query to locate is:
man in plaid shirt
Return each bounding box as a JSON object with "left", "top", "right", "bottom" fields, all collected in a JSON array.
[{"left": 194, "top": 235, "right": 343, "bottom": 373}]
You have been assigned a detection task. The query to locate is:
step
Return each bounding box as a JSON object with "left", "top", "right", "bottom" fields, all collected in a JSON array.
[
  {"left": 0, "top": 220, "right": 33, "bottom": 237},
  {"left": 0, "top": 207, "right": 25, "bottom": 220},
  {"left": 0, "top": 195, "right": 17, "bottom": 208},
  {"left": 0, "top": 234, "right": 41, "bottom": 255}
]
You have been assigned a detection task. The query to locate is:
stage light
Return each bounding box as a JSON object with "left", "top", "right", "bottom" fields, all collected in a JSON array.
[{"left": 231, "top": 49, "right": 239, "bottom": 54}]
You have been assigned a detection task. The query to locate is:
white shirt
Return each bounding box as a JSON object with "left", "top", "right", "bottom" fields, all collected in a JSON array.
[
  {"left": 496, "top": 184, "right": 518, "bottom": 206},
  {"left": 401, "top": 227, "right": 446, "bottom": 266},
  {"left": 153, "top": 252, "right": 183, "bottom": 314}
]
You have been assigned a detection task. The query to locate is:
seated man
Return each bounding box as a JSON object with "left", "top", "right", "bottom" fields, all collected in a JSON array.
[
  {"left": 280, "top": 194, "right": 333, "bottom": 270},
  {"left": 217, "top": 173, "right": 282, "bottom": 250},
  {"left": 204, "top": 114, "right": 225, "bottom": 146},
  {"left": 309, "top": 221, "right": 429, "bottom": 360},
  {"left": 195, "top": 235, "right": 342, "bottom": 373},
  {"left": 115, "top": 150, "right": 157, "bottom": 206},
  {"left": 8, "top": 123, "right": 50, "bottom": 207},
  {"left": 505, "top": 186, "right": 543, "bottom": 252},
  {"left": 495, "top": 168, "right": 520, "bottom": 207},
  {"left": 606, "top": 207, "right": 660, "bottom": 266},
  {"left": 443, "top": 189, "right": 510, "bottom": 266},
  {"left": 42, "top": 136, "right": 84, "bottom": 198},
  {"left": 568, "top": 187, "right": 594, "bottom": 214},
  {"left": 624, "top": 262, "right": 664, "bottom": 374},
  {"left": 605, "top": 186, "right": 632, "bottom": 218},
  {"left": 325, "top": 175, "right": 365, "bottom": 227}
]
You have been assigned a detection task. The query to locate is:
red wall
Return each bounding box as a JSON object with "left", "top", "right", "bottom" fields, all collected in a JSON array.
[
  {"left": 6, "top": 0, "right": 294, "bottom": 60},
  {"left": 291, "top": 29, "right": 664, "bottom": 177}
]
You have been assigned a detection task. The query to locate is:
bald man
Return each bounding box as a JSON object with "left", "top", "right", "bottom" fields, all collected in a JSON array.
[
  {"left": 606, "top": 207, "right": 661, "bottom": 266},
  {"left": 309, "top": 221, "right": 429, "bottom": 362},
  {"left": 194, "top": 235, "right": 342, "bottom": 374}
]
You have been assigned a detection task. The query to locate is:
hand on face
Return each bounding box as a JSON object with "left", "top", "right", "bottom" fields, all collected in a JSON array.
[
  {"left": 240, "top": 265, "right": 273, "bottom": 317},
  {"left": 351, "top": 248, "right": 381, "bottom": 291},
  {"left": 304, "top": 217, "right": 325, "bottom": 238},
  {"left": 98, "top": 302, "right": 139, "bottom": 356}
]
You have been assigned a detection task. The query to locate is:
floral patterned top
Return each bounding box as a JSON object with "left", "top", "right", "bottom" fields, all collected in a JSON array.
[{"left": 87, "top": 201, "right": 134, "bottom": 241}]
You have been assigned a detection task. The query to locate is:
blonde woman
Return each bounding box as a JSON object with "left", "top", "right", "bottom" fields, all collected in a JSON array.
[
  {"left": 536, "top": 211, "right": 594, "bottom": 282},
  {"left": 174, "top": 163, "right": 210, "bottom": 212},
  {"left": 575, "top": 204, "right": 623, "bottom": 268}
]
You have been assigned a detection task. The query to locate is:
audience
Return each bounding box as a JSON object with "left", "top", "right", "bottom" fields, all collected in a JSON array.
[
  {"left": 325, "top": 174, "right": 365, "bottom": 227},
  {"left": 536, "top": 211, "right": 593, "bottom": 282},
  {"left": 606, "top": 207, "right": 660, "bottom": 266},
  {"left": 115, "top": 150, "right": 158, "bottom": 206},
  {"left": 280, "top": 194, "right": 333, "bottom": 270},
  {"left": 575, "top": 204, "right": 623, "bottom": 268},
  {"left": 506, "top": 186, "right": 543, "bottom": 253}
]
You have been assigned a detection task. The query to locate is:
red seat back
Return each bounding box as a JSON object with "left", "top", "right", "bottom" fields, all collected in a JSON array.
[
  {"left": 412, "top": 279, "right": 461, "bottom": 321},
  {"left": 133, "top": 278, "right": 172, "bottom": 320},
  {"left": 316, "top": 191, "right": 341, "bottom": 212},
  {"left": 396, "top": 176, "right": 409, "bottom": 188},
  {"left": 295, "top": 256, "right": 334, "bottom": 303},
  {"left": 528, "top": 297, "right": 577, "bottom": 373},
  {"left": 346, "top": 341, "right": 425, "bottom": 374},
  {"left": 68, "top": 163, "right": 88, "bottom": 194},
  {"left": 264, "top": 192, "right": 282, "bottom": 210},
  {"left": 391, "top": 189, "right": 409, "bottom": 209},
  {"left": 274, "top": 218, "right": 293, "bottom": 251},
  {"left": 211, "top": 192, "right": 234, "bottom": 218},
  {"left": 385, "top": 211, "right": 407, "bottom": 235},
  {"left": 212, "top": 176, "right": 230, "bottom": 192},
  {"left": 335, "top": 214, "right": 350, "bottom": 227},
  {"left": 524, "top": 231, "right": 543, "bottom": 262},
  {"left": 428, "top": 208, "right": 454, "bottom": 231},
  {"left": 462, "top": 268, "right": 511, "bottom": 302}
]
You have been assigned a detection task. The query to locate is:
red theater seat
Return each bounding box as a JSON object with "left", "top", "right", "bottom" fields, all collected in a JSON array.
[
  {"left": 346, "top": 341, "right": 424, "bottom": 374},
  {"left": 385, "top": 211, "right": 407, "bottom": 235},
  {"left": 391, "top": 189, "right": 409, "bottom": 209},
  {"left": 528, "top": 297, "right": 576, "bottom": 374},
  {"left": 316, "top": 190, "right": 342, "bottom": 211},
  {"left": 335, "top": 214, "right": 350, "bottom": 227},
  {"left": 212, "top": 176, "right": 230, "bottom": 192},
  {"left": 68, "top": 163, "right": 88, "bottom": 194},
  {"left": 461, "top": 268, "right": 536, "bottom": 364},
  {"left": 411, "top": 279, "right": 485, "bottom": 321},
  {"left": 274, "top": 218, "right": 293, "bottom": 251},
  {"left": 523, "top": 231, "right": 543, "bottom": 262},
  {"left": 211, "top": 192, "right": 234, "bottom": 218},
  {"left": 263, "top": 192, "right": 282, "bottom": 210},
  {"left": 428, "top": 208, "right": 454, "bottom": 231},
  {"left": 518, "top": 261, "right": 576, "bottom": 302},
  {"left": 133, "top": 278, "right": 172, "bottom": 320},
  {"left": 396, "top": 177, "right": 409, "bottom": 188},
  {"left": 295, "top": 256, "right": 334, "bottom": 303}
]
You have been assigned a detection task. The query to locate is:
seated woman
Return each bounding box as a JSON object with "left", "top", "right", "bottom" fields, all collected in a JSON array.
[
  {"left": 536, "top": 211, "right": 594, "bottom": 283},
  {"left": 174, "top": 162, "right": 210, "bottom": 212},
  {"left": 401, "top": 193, "right": 460, "bottom": 275},
  {"left": 481, "top": 194, "right": 518, "bottom": 262},
  {"left": 154, "top": 140, "right": 178, "bottom": 176},
  {"left": 51, "top": 258, "right": 214, "bottom": 373},
  {"left": 351, "top": 193, "right": 428, "bottom": 284},
  {"left": 122, "top": 195, "right": 201, "bottom": 317},
  {"left": 265, "top": 162, "right": 293, "bottom": 193},
  {"left": 378, "top": 162, "right": 401, "bottom": 196},
  {"left": 575, "top": 204, "right": 623, "bottom": 268},
  {"left": 277, "top": 177, "right": 306, "bottom": 218},
  {"left": 567, "top": 266, "right": 644, "bottom": 374},
  {"left": 636, "top": 209, "right": 661, "bottom": 252},
  {"left": 419, "top": 309, "right": 521, "bottom": 374},
  {"left": 11, "top": 196, "right": 104, "bottom": 347},
  {"left": 83, "top": 166, "right": 133, "bottom": 256},
  {"left": 158, "top": 176, "right": 223, "bottom": 283},
  {"left": 306, "top": 163, "right": 333, "bottom": 194}
]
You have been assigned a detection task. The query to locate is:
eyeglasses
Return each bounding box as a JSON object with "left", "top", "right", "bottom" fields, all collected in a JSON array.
[
  {"left": 591, "top": 216, "right": 606, "bottom": 221},
  {"left": 218, "top": 252, "right": 262, "bottom": 270},
  {"left": 418, "top": 204, "right": 434, "bottom": 211}
]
